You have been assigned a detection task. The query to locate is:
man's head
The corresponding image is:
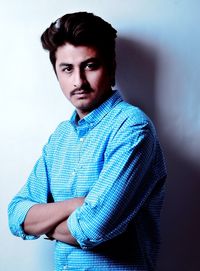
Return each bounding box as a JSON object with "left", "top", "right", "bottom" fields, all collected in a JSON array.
[
  {"left": 41, "top": 12, "right": 117, "bottom": 119},
  {"left": 41, "top": 12, "right": 117, "bottom": 86}
]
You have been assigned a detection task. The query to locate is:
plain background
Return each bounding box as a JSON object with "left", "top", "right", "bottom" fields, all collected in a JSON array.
[{"left": 1, "top": 1, "right": 200, "bottom": 270}]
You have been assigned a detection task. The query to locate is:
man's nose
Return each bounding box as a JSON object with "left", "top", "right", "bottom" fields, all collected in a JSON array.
[{"left": 73, "top": 69, "right": 86, "bottom": 88}]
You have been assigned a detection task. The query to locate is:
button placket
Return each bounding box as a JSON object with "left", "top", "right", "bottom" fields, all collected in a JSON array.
[{"left": 76, "top": 123, "right": 89, "bottom": 171}]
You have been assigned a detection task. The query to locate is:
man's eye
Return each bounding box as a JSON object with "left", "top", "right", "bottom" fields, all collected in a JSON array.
[
  {"left": 85, "top": 62, "right": 100, "bottom": 70},
  {"left": 62, "top": 65, "right": 73, "bottom": 73}
]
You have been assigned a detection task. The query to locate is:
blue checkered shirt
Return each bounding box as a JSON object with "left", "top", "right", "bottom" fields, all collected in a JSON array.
[{"left": 8, "top": 91, "right": 167, "bottom": 271}]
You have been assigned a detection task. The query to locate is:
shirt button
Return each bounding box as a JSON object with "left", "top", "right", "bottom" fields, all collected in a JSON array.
[
  {"left": 72, "top": 170, "right": 76, "bottom": 176},
  {"left": 80, "top": 138, "right": 84, "bottom": 142}
]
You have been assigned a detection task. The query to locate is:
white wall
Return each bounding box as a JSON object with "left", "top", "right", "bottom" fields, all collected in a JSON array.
[{"left": 1, "top": 1, "right": 200, "bottom": 270}]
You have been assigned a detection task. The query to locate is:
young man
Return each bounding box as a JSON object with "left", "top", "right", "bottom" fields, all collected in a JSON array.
[{"left": 8, "top": 12, "right": 167, "bottom": 271}]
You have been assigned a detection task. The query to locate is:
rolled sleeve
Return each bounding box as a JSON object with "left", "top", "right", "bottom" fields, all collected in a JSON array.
[
  {"left": 8, "top": 199, "right": 39, "bottom": 240},
  {"left": 8, "top": 140, "right": 52, "bottom": 240},
  {"left": 67, "top": 208, "right": 101, "bottom": 249}
]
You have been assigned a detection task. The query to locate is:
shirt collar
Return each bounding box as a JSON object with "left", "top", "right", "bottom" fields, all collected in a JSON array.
[{"left": 70, "top": 90, "right": 122, "bottom": 128}]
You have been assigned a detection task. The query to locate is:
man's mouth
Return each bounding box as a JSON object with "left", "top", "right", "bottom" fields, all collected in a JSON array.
[{"left": 74, "top": 90, "right": 89, "bottom": 95}]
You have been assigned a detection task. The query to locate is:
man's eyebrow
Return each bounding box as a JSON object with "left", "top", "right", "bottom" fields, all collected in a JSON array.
[
  {"left": 81, "top": 58, "right": 101, "bottom": 67},
  {"left": 58, "top": 57, "right": 100, "bottom": 67},
  {"left": 58, "top": 63, "right": 72, "bottom": 67}
]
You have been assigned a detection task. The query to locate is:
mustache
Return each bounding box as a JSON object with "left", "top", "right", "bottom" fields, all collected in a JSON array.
[{"left": 70, "top": 84, "right": 93, "bottom": 96}]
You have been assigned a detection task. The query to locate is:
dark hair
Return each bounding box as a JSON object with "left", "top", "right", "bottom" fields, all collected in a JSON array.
[{"left": 40, "top": 12, "right": 117, "bottom": 85}]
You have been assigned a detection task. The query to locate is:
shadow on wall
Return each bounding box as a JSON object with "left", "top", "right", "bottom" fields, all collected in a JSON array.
[
  {"left": 158, "top": 145, "right": 200, "bottom": 271},
  {"left": 116, "top": 36, "right": 158, "bottom": 122},
  {"left": 116, "top": 36, "right": 200, "bottom": 271}
]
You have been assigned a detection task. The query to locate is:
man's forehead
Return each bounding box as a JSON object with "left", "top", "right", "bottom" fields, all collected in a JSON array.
[{"left": 56, "top": 43, "right": 98, "bottom": 56}]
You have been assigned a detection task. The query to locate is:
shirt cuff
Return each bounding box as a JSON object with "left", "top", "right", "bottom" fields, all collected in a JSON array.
[
  {"left": 9, "top": 200, "right": 39, "bottom": 240},
  {"left": 67, "top": 208, "right": 103, "bottom": 250}
]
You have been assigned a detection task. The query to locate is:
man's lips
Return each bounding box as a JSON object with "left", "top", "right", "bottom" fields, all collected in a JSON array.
[{"left": 74, "top": 90, "right": 89, "bottom": 95}]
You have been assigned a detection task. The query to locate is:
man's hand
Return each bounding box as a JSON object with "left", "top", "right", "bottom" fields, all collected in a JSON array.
[{"left": 46, "top": 219, "right": 79, "bottom": 246}]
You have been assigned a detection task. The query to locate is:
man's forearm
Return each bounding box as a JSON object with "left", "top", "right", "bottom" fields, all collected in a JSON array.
[
  {"left": 46, "top": 219, "right": 79, "bottom": 246},
  {"left": 23, "top": 197, "right": 84, "bottom": 236}
]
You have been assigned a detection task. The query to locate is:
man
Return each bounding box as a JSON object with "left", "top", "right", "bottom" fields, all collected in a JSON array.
[{"left": 8, "top": 12, "right": 167, "bottom": 271}]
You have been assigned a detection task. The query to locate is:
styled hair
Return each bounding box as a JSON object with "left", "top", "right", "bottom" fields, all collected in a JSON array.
[{"left": 40, "top": 12, "right": 117, "bottom": 85}]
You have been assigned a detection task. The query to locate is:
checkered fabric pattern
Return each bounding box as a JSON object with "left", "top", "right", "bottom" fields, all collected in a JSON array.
[{"left": 8, "top": 91, "right": 167, "bottom": 271}]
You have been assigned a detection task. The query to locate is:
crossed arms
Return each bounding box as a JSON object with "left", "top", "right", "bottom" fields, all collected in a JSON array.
[
  {"left": 23, "top": 197, "right": 84, "bottom": 245},
  {"left": 8, "top": 120, "right": 160, "bottom": 249}
]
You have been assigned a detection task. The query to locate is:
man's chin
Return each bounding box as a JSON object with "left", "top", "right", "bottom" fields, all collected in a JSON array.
[{"left": 75, "top": 102, "right": 96, "bottom": 116}]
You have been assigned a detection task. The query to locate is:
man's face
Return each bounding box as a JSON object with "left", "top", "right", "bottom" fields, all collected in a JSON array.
[{"left": 55, "top": 42, "right": 113, "bottom": 119}]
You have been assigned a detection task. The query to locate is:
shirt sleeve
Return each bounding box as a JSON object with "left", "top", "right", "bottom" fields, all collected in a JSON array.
[
  {"left": 8, "top": 141, "right": 52, "bottom": 240},
  {"left": 68, "top": 120, "right": 161, "bottom": 249}
]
